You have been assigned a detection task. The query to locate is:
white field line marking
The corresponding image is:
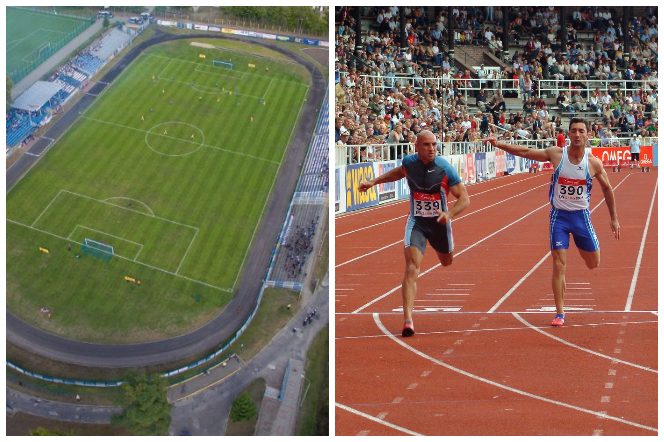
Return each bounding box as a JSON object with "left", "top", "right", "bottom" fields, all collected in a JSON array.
[
  {"left": 336, "top": 182, "right": 548, "bottom": 267},
  {"left": 625, "top": 180, "right": 658, "bottom": 312},
  {"left": 336, "top": 319, "right": 658, "bottom": 340},
  {"left": 229, "top": 81, "right": 309, "bottom": 292},
  {"left": 335, "top": 402, "right": 424, "bottom": 436},
  {"left": 175, "top": 228, "right": 198, "bottom": 275},
  {"left": 146, "top": 53, "right": 308, "bottom": 86},
  {"left": 102, "top": 197, "right": 155, "bottom": 216},
  {"left": 69, "top": 224, "right": 145, "bottom": 261},
  {"left": 373, "top": 313, "right": 657, "bottom": 433},
  {"left": 81, "top": 116, "right": 280, "bottom": 165},
  {"left": 336, "top": 178, "right": 547, "bottom": 238},
  {"left": 352, "top": 203, "right": 549, "bottom": 313},
  {"left": 512, "top": 313, "right": 657, "bottom": 373},
  {"left": 31, "top": 189, "right": 63, "bottom": 227},
  {"left": 61, "top": 189, "right": 199, "bottom": 231},
  {"left": 488, "top": 174, "right": 632, "bottom": 313},
  {"left": 7, "top": 218, "right": 231, "bottom": 293}
]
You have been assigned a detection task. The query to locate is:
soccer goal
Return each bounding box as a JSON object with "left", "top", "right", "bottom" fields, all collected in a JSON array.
[
  {"left": 212, "top": 59, "right": 233, "bottom": 70},
  {"left": 81, "top": 238, "right": 114, "bottom": 263}
]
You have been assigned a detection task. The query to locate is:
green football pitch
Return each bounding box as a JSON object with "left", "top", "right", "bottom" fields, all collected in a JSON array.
[
  {"left": 6, "top": 38, "right": 311, "bottom": 343},
  {"left": 6, "top": 7, "right": 93, "bottom": 82}
]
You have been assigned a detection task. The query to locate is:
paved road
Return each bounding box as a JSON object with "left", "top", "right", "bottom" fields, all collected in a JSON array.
[
  {"left": 6, "top": 273, "right": 329, "bottom": 436},
  {"left": 170, "top": 273, "right": 329, "bottom": 436},
  {"left": 6, "top": 29, "right": 327, "bottom": 368}
]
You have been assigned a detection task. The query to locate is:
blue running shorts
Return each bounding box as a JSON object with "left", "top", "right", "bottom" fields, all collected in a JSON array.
[{"left": 549, "top": 207, "right": 599, "bottom": 252}]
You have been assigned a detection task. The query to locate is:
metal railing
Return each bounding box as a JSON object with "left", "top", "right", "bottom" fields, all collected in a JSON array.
[{"left": 336, "top": 136, "right": 658, "bottom": 167}]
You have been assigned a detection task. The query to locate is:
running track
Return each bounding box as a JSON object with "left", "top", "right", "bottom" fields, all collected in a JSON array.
[{"left": 335, "top": 169, "right": 657, "bottom": 436}]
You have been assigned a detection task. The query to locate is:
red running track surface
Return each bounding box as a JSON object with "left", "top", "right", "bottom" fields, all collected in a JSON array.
[{"left": 335, "top": 169, "right": 658, "bottom": 436}]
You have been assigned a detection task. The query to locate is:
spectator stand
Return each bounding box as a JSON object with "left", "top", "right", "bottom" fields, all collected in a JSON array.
[
  {"left": 264, "top": 89, "right": 329, "bottom": 290},
  {"left": 6, "top": 81, "right": 67, "bottom": 152}
]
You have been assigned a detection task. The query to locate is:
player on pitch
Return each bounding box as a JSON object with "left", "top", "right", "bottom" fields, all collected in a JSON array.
[
  {"left": 485, "top": 117, "right": 620, "bottom": 326},
  {"left": 358, "top": 131, "right": 470, "bottom": 337}
]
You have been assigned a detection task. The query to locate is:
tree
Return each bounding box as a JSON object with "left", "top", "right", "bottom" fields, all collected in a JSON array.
[
  {"left": 230, "top": 391, "right": 258, "bottom": 423},
  {"left": 7, "top": 75, "right": 14, "bottom": 112},
  {"left": 103, "top": 17, "right": 109, "bottom": 27},
  {"left": 30, "top": 427, "right": 75, "bottom": 436},
  {"left": 111, "top": 371, "right": 172, "bottom": 436}
]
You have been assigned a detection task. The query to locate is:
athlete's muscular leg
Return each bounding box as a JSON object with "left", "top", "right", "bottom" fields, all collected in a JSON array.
[
  {"left": 551, "top": 248, "right": 567, "bottom": 316},
  {"left": 436, "top": 251, "right": 454, "bottom": 267},
  {"left": 578, "top": 248, "right": 600, "bottom": 269},
  {"left": 403, "top": 246, "right": 424, "bottom": 324}
]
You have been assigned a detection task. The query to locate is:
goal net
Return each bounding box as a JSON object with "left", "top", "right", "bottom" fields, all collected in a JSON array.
[
  {"left": 212, "top": 59, "right": 233, "bottom": 70},
  {"left": 81, "top": 238, "right": 114, "bottom": 263}
]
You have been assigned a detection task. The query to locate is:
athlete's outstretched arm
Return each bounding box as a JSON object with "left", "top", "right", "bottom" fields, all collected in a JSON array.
[
  {"left": 358, "top": 165, "right": 406, "bottom": 192},
  {"left": 484, "top": 137, "right": 553, "bottom": 162},
  {"left": 436, "top": 182, "right": 470, "bottom": 225},
  {"left": 590, "top": 157, "right": 620, "bottom": 239}
]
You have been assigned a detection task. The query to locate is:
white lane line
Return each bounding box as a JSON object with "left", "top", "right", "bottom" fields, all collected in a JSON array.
[
  {"left": 335, "top": 402, "right": 424, "bottom": 436},
  {"left": 336, "top": 183, "right": 548, "bottom": 267},
  {"left": 512, "top": 313, "right": 657, "bottom": 373},
  {"left": 352, "top": 203, "right": 549, "bottom": 313},
  {"left": 488, "top": 175, "right": 631, "bottom": 313},
  {"left": 625, "top": 180, "right": 658, "bottom": 312},
  {"left": 373, "top": 313, "right": 657, "bottom": 433}
]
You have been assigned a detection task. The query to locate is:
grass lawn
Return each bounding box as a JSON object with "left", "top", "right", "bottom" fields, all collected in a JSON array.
[
  {"left": 295, "top": 325, "right": 329, "bottom": 436},
  {"left": 6, "top": 38, "right": 310, "bottom": 343},
  {"left": 6, "top": 7, "right": 93, "bottom": 82}
]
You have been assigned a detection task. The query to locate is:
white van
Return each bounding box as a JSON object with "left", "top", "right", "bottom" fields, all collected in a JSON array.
[{"left": 98, "top": 11, "right": 114, "bottom": 19}]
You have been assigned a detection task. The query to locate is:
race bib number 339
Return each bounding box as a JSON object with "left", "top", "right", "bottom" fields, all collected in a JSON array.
[{"left": 413, "top": 191, "right": 441, "bottom": 217}]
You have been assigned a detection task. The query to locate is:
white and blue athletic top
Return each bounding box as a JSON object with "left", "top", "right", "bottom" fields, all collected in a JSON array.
[{"left": 549, "top": 147, "right": 592, "bottom": 211}]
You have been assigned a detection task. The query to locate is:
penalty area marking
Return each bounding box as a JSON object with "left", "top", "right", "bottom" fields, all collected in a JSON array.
[
  {"left": 372, "top": 313, "right": 657, "bottom": 433},
  {"left": 69, "top": 224, "right": 145, "bottom": 261},
  {"left": 102, "top": 197, "right": 155, "bottom": 216}
]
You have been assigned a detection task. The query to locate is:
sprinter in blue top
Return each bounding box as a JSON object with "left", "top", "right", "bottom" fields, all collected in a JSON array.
[{"left": 359, "top": 131, "right": 470, "bottom": 337}]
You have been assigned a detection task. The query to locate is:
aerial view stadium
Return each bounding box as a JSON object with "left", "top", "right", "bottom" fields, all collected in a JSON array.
[
  {"left": 6, "top": 6, "right": 329, "bottom": 436},
  {"left": 335, "top": 6, "right": 657, "bottom": 436}
]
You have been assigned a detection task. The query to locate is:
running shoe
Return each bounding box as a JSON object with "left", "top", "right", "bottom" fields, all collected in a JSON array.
[
  {"left": 402, "top": 321, "right": 415, "bottom": 337},
  {"left": 550, "top": 315, "right": 565, "bottom": 327}
]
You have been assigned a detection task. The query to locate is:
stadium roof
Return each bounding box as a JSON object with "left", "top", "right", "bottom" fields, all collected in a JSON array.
[{"left": 12, "top": 81, "right": 62, "bottom": 112}]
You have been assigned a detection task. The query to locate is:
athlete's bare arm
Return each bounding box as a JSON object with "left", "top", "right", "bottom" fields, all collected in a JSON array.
[
  {"left": 436, "top": 182, "right": 470, "bottom": 225},
  {"left": 358, "top": 165, "right": 406, "bottom": 192},
  {"left": 589, "top": 156, "right": 620, "bottom": 239},
  {"left": 484, "top": 137, "right": 561, "bottom": 165}
]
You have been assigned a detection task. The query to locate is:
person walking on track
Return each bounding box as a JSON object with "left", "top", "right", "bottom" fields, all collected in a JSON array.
[
  {"left": 485, "top": 117, "right": 620, "bottom": 326},
  {"left": 358, "top": 131, "right": 470, "bottom": 336}
]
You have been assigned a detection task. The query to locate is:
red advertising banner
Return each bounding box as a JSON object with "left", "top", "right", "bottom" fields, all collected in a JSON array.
[
  {"left": 465, "top": 154, "right": 475, "bottom": 184},
  {"left": 591, "top": 146, "right": 654, "bottom": 167}
]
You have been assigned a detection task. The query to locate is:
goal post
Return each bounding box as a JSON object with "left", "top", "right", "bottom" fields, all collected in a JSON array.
[
  {"left": 81, "top": 238, "right": 114, "bottom": 263},
  {"left": 212, "top": 59, "right": 233, "bottom": 70}
]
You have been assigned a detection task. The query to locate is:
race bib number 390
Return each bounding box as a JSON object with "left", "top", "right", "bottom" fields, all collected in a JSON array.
[
  {"left": 557, "top": 177, "right": 587, "bottom": 201},
  {"left": 413, "top": 192, "right": 441, "bottom": 217}
]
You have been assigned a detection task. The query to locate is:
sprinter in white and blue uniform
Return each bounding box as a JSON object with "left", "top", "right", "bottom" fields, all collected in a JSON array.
[
  {"left": 358, "top": 131, "right": 470, "bottom": 337},
  {"left": 486, "top": 118, "right": 620, "bottom": 327}
]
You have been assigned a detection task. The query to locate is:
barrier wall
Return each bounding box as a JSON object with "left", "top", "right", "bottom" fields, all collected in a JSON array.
[
  {"left": 157, "top": 20, "right": 328, "bottom": 46},
  {"left": 335, "top": 152, "right": 531, "bottom": 215},
  {"left": 334, "top": 145, "right": 658, "bottom": 215}
]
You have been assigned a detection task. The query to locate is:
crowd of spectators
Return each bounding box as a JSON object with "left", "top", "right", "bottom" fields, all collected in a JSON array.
[
  {"left": 283, "top": 218, "right": 318, "bottom": 280},
  {"left": 335, "top": 6, "right": 658, "bottom": 163}
]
